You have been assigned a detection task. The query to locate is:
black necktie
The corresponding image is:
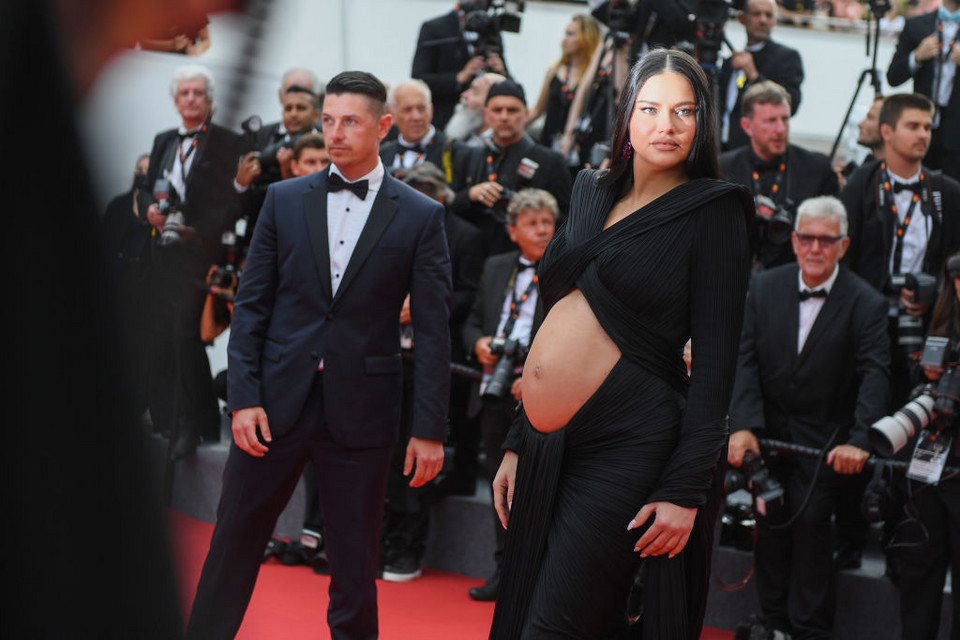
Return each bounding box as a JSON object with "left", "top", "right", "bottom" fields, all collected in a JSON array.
[
  {"left": 893, "top": 181, "right": 921, "bottom": 195},
  {"left": 799, "top": 289, "right": 828, "bottom": 301},
  {"left": 327, "top": 173, "right": 369, "bottom": 200}
]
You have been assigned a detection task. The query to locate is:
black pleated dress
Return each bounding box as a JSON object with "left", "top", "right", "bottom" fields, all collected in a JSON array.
[{"left": 490, "top": 169, "right": 752, "bottom": 639}]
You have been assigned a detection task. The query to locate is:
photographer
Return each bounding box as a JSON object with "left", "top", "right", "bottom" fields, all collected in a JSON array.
[
  {"left": 140, "top": 64, "right": 242, "bottom": 459},
  {"left": 720, "top": 81, "right": 839, "bottom": 271},
  {"left": 460, "top": 188, "right": 556, "bottom": 601},
  {"left": 728, "top": 196, "right": 890, "bottom": 638},
  {"left": 884, "top": 251, "right": 960, "bottom": 640},
  {"left": 451, "top": 79, "right": 571, "bottom": 258},
  {"left": 411, "top": 2, "right": 511, "bottom": 131},
  {"left": 841, "top": 93, "right": 960, "bottom": 408}
]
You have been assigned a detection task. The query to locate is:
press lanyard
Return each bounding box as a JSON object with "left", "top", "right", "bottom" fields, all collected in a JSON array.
[
  {"left": 878, "top": 162, "right": 930, "bottom": 274},
  {"left": 498, "top": 264, "right": 538, "bottom": 340},
  {"left": 751, "top": 159, "right": 787, "bottom": 202},
  {"left": 178, "top": 122, "right": 207, "bottom": 182}
]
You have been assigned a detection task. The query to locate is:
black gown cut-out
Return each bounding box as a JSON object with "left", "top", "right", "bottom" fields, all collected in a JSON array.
[{"left": 490, "top": 170, "right": 752, "bottom": 639}]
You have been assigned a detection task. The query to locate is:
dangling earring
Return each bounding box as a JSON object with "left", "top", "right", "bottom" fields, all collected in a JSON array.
[{"left": 621, "top": 139, "right": 633, "bottom": 161}]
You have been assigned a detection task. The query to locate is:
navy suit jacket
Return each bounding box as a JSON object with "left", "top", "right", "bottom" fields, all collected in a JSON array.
[{"left": 227, "top": 167, "right": 452, "bottom": 447}]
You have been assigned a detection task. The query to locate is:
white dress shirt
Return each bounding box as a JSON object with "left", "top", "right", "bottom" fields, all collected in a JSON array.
[
  {"left": 327, "top": 160, "right": 385, "bottom": 296},
  {"left": 908, "top": 18, "right": 958, "bottom": 107},
  {"left": 392, "top": 126, "right": 437, "bottom": 170},
  {"left": 887, "top": 168, "right": 930, "bottom": 279},
  {"left": 798, "top": 264, "right": 839, "bottom": 354},
  {"left": 165, "top": 125, "right": 202, "bottom": 201}
]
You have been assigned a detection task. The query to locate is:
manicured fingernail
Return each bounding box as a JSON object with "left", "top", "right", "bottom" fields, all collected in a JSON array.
[{"left": 627, "top": 519, "right": 636, "bottom": 530}]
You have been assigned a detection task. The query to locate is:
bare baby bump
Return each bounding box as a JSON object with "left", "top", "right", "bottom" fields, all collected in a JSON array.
[{"left": 522, "top": 290, "right": 621, "bottom": 433}]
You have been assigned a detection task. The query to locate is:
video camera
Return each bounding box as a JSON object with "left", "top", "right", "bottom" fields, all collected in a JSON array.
[
  {"left": 870, "top": 335, "right": 960, "bottom": 458},
  {"left": 482, "top": 336, "right": 528, "bottom": 400},
  {"left": 462, "top": 0, "right": 525, "bottom": 59},
  {"left": 724, "top": 449, "right": 787, "bottom": 525},
  {"left": 885, "top": 272, "right": 938, "bottom": 352}
]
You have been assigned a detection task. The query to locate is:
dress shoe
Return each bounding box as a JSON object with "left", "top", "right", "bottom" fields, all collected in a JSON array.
[
  {"left": 382, "top": 553, "right": 422, "bottom": 582},
  {"left": 468, "top": 570, "right": 500, "bottom": 601},
  {"left": 169, "top": 432, "right": 200, "bottom": 461}
]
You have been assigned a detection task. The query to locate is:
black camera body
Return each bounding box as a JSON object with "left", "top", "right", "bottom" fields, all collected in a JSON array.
[
  {"left": 886, "top": 272, "right": 938, "bottom": 351},
  {"left": 870, "top": 335, "right": 960, "bottom": 457},
  {"left": 724, "top": 449, "right": 787, "bottom": 525},
  {"left": 482, "top": 336, "right": 528, "bottom": 400},
  {"left": 754, "top": 194, "right": 795, "bottom": 246},
  {"left": 463, "top": 0, "right": 524, "bottom": 59},
  {"left": 153, "top": 177, "right": 185, "bottom": 247}
]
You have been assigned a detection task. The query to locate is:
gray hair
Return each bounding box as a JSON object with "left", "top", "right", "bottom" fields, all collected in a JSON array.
[
  {"left": 795, "top": 195, "right": 848, "bottom": 236},
  {"left": 400, "top": 162, "right": 455, "bottom": 204},
  {"left": 506, "top": 188, "right": 559, "bottom": 227},
  {"left": 281, "top": 67, "right": 321, "bottom": 94},
  {"left": 169, "top": 64, "right": 215, "bottom": 104},
  {"left": 387, "top": 78, "right": 433, "bottom": 112}
]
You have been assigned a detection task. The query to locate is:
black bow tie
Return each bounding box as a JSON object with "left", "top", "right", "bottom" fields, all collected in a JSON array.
[
  {"left": 893, "top": 180, "right": 922, "bottom": 195},
  {"left": 799, "top": 289, "right": 828, "bottom": 301},
  {"left": 327, "top": 173, "right": 369, "bottom": 200},
  {"left": 518, "top": 260, "right": 538, "bottom": 271},
  {"left": 397, "top": 140, "right": 424, "bottom": 154},
  {"left": 178, "top": 128, "right": 202, "bottom": 141}
]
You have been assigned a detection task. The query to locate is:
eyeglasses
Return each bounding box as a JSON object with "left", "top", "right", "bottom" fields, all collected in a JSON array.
[{"left": 794, "top": 233, "right": 845, "bottom": 249}]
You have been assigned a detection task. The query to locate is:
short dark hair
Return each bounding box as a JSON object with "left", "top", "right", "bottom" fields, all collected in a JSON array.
[
  {"left": 325, "top": 71, "right": 387, "bottom": 117},
  {"left": 741, "top": 80, "right": 791, "bottom": 119},
  {"left": 879, "top": 93, "right": 934, "bottom": 131},
  {"left": 285, "top": 84, "right": 320, "bottom": 110},
  {"left": 603, "top": 48, "right": 719, "bottom": 187},
  {"left": 293, "top": 132, "right": 325, "bottom": 161}
]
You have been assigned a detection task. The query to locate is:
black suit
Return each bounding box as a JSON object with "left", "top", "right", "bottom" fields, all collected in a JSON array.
[
  {"left": 141, "top": 122, "right": 242, "bottom": 444},
  {"left": 411, "top": 9, "right": 510, "bottom": 130},
  {"left": 378, "top": 129, "right": 463, "bottom": 177},
  {"left": 720, "top": 143, "right": 838, "bottom": 268},
  {"left": 451, "top": 135, "right": 571, "bottom": 258},
  {"left": 720, "top": 39, "right": 804, "bottom": 150},
  {"left": 888, "top": 11, "right": 960, "bottom": 181},
  {"left": 186, "top": 167, "right": 452, "bottom": 640},
  {"left": 730, "top": 263, "right": 890, "bottom": 637}
]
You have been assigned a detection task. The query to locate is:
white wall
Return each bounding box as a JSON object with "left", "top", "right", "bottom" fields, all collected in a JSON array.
[{"left": 79, "top": 0, "right": 902, "bottom": 209}]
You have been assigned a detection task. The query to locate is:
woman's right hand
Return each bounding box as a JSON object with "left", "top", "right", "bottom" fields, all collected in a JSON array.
[{"left": 493, "top": 450, "right": 518, "bottom": 530}]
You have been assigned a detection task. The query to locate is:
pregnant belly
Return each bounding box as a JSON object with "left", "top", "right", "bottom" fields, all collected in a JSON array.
[{"left": 522, "top": 289, "right": 621, "bottom": 433}]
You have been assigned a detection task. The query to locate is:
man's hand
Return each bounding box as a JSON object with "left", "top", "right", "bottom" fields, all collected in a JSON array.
[
  {"left": 511, "top": 376, "right": 523, "bottom": 401},
  {"left": 915, "top": 34, "right": 941, "bottom": 63},
  {"left": 470, "top": 181, "right": 503, "bottom": 208},
  {"left": 146, "top": 203, "right": 166, "bottom": 232},
  {"left": 493, "top": 450, "right": 518, "bottom": 529},
  {"left": 235, "top": 151, "right": 262, "bottom": 187},
  {"left": 457, "top": 56, "right": 485, "bottom": 85},
  {"left": 400, "top": 294, "right": 412, "bottom": 325},
  {"left": 485, "top": 53, "right": 506, "bottom": 74},
  {"left": 728, "top": 429, "right": 760, "bottom": 467},
  {"left": 730, "top": 51, "right": 759, "bottom": 82},
  {"left": 404, "top": 437, "right": 444, "bottom": 487},
  {"left": 629, "top": 502, "right": 698, "bottom": 559},
  {"left": 474, "top": 336, "right": 499, "bottom": 367},
  {"left": 232, "top": 406, "right": 271, "bottom": 457},
  {"left": 901, "top": 287, "right": 929, "bottom": 317},
  {"left": 827, "top": 444, "right": 869, "bottom": 475}
]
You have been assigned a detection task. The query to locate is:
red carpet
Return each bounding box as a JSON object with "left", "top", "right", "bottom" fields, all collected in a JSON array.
[{"left": 168, "top": 509, "right": 733, "bottom": 639}]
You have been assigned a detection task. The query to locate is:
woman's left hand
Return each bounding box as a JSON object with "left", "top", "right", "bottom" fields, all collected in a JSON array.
[{"left": 628, "top": 502, "right": 697, "bottom": 559}]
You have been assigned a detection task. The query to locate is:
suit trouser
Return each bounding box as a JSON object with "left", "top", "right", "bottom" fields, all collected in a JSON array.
[
  {"left": 185, "top": 373, "right": 393, "bottom": 640},
  {"left": 756, "top": 459, "right": 848, "bottom": 640},
  {"left": 896, "top": 476, "right": 960, "bottom": 640}
]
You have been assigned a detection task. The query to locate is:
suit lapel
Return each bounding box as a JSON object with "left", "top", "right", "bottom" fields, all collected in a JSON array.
[
  {"left": 331, "top": 174, "right": 399, "bottom": 308},
  {"left": 780, "top": 267, "right": 800, "bottom": 368},
  {"left": 796, "top": 268, "right": 846, "bottom": 369},
  {"left": 303, "top": 170, "right": 333, "bottom": 302}
]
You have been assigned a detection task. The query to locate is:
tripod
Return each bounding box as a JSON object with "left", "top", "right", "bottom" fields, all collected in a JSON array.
[{"left": 829, "top": 8, "right": 885, "bottom": 164}]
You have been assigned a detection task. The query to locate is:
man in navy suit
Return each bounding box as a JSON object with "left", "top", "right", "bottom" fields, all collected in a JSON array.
[
  {"left": 185, "top": 71, "right": 452, "bottom": 640},
  {"left": 728, "top": 196, "right": 890, "bottom": 638}
]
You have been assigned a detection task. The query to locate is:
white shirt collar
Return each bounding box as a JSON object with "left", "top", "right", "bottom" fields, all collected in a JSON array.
[
  {"left": 799, "top": 263, "right": 840, "bottom": 295},
  {"left": 397, "top": 125, "right": 436, "bottom": 150}
]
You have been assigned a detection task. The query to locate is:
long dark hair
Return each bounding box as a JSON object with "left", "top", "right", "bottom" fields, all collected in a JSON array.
[
  {"left": 601, "top": 48, "right": 720, "bottom": 188},
  {"left": 930, "top": 251, "right": 960, "bottom": 339}
]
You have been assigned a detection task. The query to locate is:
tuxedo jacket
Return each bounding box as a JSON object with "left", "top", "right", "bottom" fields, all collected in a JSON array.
[
  {"left": 461, "top": 249, "right": 544, "bottom": 417},
  {"left": 720, "top": 38, "right": 804, "bottom": 150},
  {"left": 840, "top": 160, "right": 960, "bottom": 292},
  {"left": 378, "top": 129, "right": 464, "bottom": 178},
  {"left": 888, "top": 10, "right": 960, "bottom": 151},
  {"left": 729, "top": 264, "right": 890, "bottom": 451},
  {"left": 411, "top": 9, "right": 510, "bottom": 130},
  {"left": 141, "top": 122, "right": 241, "bottom": 253},
  {"left": 227, "top": 168, "right": 452, "bottom": 447}
]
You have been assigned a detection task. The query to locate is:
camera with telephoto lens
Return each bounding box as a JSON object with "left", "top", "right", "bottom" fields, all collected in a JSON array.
[
  {"left": 886, "top": 272, "right": 938, "bottom": 352},
  {"left": 724, "top": 449, "right": 787, "bottom": 525},
  {"left": 754, "top": 194, "right": 795, "bottom": 246},
  {"left": 869, "top": 335, "right": 960, "bottom": 457},
  {"left": 208, "top": 230, "right": 240, "bottom": 300},
  {"left": 482, "top": 336, "right": 528, "bottom": 400},
  {"left": 153, "top": 177, "right": 185, "bottom": 246},
  {"left": 462, "top": 1, "right": 524, "bottom": 59}
]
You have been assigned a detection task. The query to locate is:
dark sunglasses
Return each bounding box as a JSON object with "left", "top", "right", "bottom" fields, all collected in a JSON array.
[{"left": 794, "top": 233, "right": 844, "bottom": 249}]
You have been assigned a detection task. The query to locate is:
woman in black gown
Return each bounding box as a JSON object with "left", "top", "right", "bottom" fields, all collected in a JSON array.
[{"left": 488, "top": 49, "right": 753, "bottom": 639}]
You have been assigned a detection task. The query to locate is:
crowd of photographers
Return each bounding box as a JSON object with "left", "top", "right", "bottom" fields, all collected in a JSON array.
[{"left": 98, "top": 0, "right": 958, "bottom": 638}]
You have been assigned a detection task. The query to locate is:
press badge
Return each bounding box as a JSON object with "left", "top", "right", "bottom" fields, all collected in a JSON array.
[
  {"left": 907, "top": 429, "right": 952, "bottom": 483},
  {"left": 517, "top": 158, "right": 539, "bottom": 181}
]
